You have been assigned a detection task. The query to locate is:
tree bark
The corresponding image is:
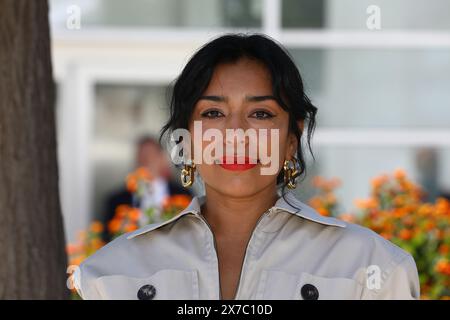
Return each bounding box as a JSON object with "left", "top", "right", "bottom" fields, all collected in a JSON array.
[{"left": 0, "top": 0, "right": 68, "bottom": 299}]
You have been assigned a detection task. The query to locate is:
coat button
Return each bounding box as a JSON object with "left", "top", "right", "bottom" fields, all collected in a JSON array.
[
  {"left": 137, "top": 284, "right": 157, "bottom": 300},
  {"left": 301, "top": 284, "right": 319, "bottom": 300}
]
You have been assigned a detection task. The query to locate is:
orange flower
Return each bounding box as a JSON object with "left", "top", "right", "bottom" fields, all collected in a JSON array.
[
  {"left": 399, "top": 229, "right": 413, "bottom": 241},
  {"left": 424, "top": 220, "right": 436, "bottom": 231},
  {"left": 163, "top": 194, "right": 191, "bottom": 210},
  {"left": 126, "top": 167, "right": 154, "bottom": 193},
  {"left": 382, "top": 220, "right": 395, "bottom": 234},
  {"left": 393, "top": 195, "right": 406, "bottom": 207},
  {"left": 354, "top": 198, "right": 378, "bottom": 210},
  {"left": 90, "top": 221, "right": 104, "bottom": 234},
  {"left": 108, "top": 218, "right": 122, "bottom": 234},
  {"left": 327, "top": 177, "right": 341, "bottom": 190},
  {"left": 438, "top": 244, "right": 450, "bottom": 255},
  {"left": 90, "top": 238, "right": 105, "bottom": 250},
  {"left": 171, "top": 194, "right": 192, "bottom": 208},
  {"left": 402, "top": 216, "right": 414, "bottom": 227},
  {"left": 69, "top": 256, "right": 85, "bottom": 266},
  {"left": 124, "top": 223, "right": 138, "bottom": 233},
  {"left": 435, "top": 260, "right": 450, "bottom": 276},
  {"left": 126, "top": 175, "right": 138, "bottom": 193},
  {"left": 115, "top": 204, "right": 130, "bottom": 218},
  {"left": 66, "top": 244, "right": 80, "bottom": 256},
  {"left": 326, "top": 193, "right": 337, "bottom": 204},
  {"left": 435, "top": 197, "right": 450, "bottom": 216},
  {"left": 317, "top": 207, "right": 329, "bottom": 216},
  {"left": 380, "top": 232, "right": 392, "bottom": 240},
  {"left": 437, "top": 229, "right": 446, "bottom": 240},
  {"left": 135, "top": 167, "right": 153, "bottom": 181},
  {"left": 418, "top": 204, "right": 433, "bottom": 217},
  {"left": 394, "top": 168, "right": 406, "bottom": 180},
  {"left": 393, "top": 207, "right": 408, "bottom": 219},
  {"left": 127, "top": 208, "right": 141, "bottom": 222},
  {"left": 371, "top": 174, "right": 389, "bottom": 190},
  {"left": 308, "top": 197, "right": 322, "bottom": 209}
]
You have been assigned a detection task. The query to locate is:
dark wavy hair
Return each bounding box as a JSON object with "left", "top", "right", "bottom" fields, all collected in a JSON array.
[{"left": 159, "top": 32, "right": 317, "bottom": 198}]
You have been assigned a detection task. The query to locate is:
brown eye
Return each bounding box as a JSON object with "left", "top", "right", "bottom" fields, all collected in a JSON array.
[
  {"left": 250, "top": 110, "right": 274, "bottom": 119},
  {"left": 200, "top": 109, "right": 224, "bottom": 119}
]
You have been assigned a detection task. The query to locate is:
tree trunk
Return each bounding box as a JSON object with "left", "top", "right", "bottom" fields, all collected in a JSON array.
[{"left": 0, "top": 0, "right": 68, "bottom": 299}]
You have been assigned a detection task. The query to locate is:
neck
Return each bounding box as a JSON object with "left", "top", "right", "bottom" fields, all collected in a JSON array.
[{"left": 201, "top": 185, "right": 279, "bottom": 240}]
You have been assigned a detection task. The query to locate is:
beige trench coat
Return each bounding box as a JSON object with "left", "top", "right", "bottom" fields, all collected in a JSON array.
[{"left": 73, "top": 190, "right": 420, "bottom": 300}]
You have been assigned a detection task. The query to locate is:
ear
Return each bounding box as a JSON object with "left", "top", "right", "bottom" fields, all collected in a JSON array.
[
  {"left": 285, "top": 133, "right": 297, "bottom": 160},
  {"left": 285, "top": 120, "right": 304, "bottom": 160}
]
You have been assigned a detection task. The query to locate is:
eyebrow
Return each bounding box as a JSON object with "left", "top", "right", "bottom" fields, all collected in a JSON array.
[{"left": 198, "top": 95, "right": 277, "bottom": 103}]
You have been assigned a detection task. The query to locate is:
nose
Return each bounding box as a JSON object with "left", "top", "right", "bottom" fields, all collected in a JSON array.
[
  {"left": 224, "top": 114, "right": 249, "bottom": 147},
  {"left": 225, "top": 129, "right": 247, "bottom": 146}
]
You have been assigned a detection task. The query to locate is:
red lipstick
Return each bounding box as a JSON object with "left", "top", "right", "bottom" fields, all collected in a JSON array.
[{"left": 218, "top": 156, "right": 258, "bottom": 171}]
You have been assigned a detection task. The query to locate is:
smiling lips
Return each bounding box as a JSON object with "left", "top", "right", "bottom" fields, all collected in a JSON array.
[{"left": 218, "top": 156, "right": 258, "bottom": 171}]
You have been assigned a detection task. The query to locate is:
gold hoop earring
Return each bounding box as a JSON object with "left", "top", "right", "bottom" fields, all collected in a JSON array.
[
  {"left": 283, "top": 159, "right": 300, "bottom": 189},
  {"left": 181, "top": 162, "right": 196, "bottom": 188}
]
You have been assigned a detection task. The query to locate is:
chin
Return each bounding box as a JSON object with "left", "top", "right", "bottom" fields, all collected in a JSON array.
[{"left": 208, "top": 177, "right": 273, "bottom": 198}]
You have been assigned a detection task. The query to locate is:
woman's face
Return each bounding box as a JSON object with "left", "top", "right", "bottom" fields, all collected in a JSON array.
[{"left": 188, "top": 57, "right": 300, "bottom": 198}]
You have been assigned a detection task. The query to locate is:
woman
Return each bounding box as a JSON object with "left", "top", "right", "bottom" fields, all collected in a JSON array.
[{"left": 74, "top": 33, "right": 420, "bottom": 300}]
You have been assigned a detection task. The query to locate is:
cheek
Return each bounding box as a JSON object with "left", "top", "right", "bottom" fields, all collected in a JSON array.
[{"left": 264, "top": 127, "right": 289, "bottom": 158}]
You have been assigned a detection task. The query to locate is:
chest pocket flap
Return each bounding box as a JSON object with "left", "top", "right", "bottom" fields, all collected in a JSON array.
[
  {"left": 257, "top": 270, "right": 363, "bottom": 300},
  {"left": 94, "top": 269, "right": 199, "bottom": 300}
]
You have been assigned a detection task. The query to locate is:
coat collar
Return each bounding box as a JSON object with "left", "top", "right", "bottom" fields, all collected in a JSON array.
[{"left": 126, "top": 190, "right": 346, "bottom": 240}]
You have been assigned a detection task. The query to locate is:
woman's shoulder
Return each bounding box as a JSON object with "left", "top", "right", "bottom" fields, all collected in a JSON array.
[
  {"left": 339, "top": 220, "right": 413, "bottom": 263},
  {"left": 290, "top": 204, "right": 414, "bottom": 267},
  {"left": 283, "top": 194, "right": 413, "bottom": 265}
]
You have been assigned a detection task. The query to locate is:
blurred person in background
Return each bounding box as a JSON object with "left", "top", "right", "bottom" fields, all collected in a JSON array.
[
  {"left": 415, "top": 147, "right": 450, "bottom": 201},
  {"left": 102, "top": 135, "right": 192, "bottom": 242}
]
